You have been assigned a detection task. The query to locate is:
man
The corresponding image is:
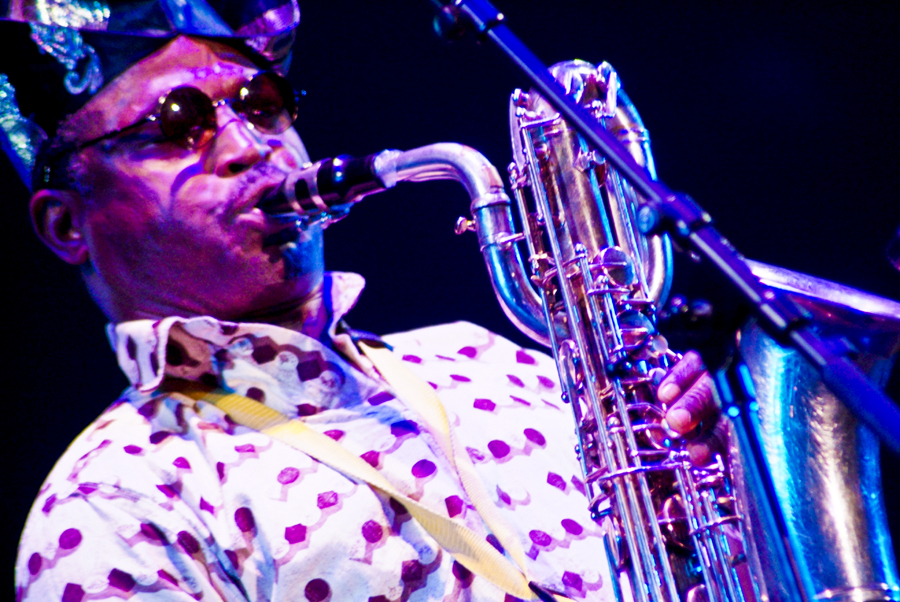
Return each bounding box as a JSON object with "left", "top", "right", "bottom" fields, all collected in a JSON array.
[{"left": 5, "top": 1, "right": 715, "bottom": 599}]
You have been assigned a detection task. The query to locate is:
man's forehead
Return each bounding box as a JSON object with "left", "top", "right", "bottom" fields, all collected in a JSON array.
[{"left": 61, "top": 37, "right": 260, "bottom": 141}]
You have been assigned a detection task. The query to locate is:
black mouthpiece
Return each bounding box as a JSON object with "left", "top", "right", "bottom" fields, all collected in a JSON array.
[{"left": 258, "top": 153, "right": 387, "bottom": 217}]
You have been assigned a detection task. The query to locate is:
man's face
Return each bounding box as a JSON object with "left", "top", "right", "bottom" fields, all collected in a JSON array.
[{"left": 62, "top": 36, "right": 323, "bottom": 323}]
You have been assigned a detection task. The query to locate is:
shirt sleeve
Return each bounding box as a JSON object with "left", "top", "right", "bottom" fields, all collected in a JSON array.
[{"left": 16, "top": 482, "right": 248, "bottom": 601}]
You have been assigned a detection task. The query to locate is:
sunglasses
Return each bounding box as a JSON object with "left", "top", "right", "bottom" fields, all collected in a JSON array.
[{"left": 67, "top": 71, "right": 301, "bottom": 153}]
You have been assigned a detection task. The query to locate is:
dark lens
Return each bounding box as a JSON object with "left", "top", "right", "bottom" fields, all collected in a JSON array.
[
  {"left": 234, "top": 72, "right": 298, "bottom": 134},
  {"left": 158, "top": 86, "right": 217, "bottom": 148}
]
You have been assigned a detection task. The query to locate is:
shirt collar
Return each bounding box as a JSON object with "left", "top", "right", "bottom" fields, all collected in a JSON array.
[{"left": 107, "top": 272, "right": 366, "bottom": 393}]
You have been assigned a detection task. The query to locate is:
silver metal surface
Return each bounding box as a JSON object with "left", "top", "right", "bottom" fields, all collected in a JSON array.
[
  {"left": 738, "top": 265, "right": 900, "bottom": 602},
  {"left": 506, "top": 60, "right": 748, "bottom": 602}
]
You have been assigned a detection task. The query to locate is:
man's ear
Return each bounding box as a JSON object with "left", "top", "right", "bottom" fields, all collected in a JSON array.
[{"left": 29, "top": 189, "right": 90, "bottom": 265}]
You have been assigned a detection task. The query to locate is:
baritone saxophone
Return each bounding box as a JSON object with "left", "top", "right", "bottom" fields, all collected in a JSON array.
[{"left": 266, "top": 57, "right": 900, "bottom": 602}]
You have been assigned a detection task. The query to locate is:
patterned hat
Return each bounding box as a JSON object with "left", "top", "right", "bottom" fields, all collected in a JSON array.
[{"left": 0, "top": 0, "right": 300, "bottom": 190}]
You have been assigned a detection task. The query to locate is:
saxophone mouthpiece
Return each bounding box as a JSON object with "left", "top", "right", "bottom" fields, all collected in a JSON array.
[{"left": 258, "top": 152, "right": 397, "bottom": 219}]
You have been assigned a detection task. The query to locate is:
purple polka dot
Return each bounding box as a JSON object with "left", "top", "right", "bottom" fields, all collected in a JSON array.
[
  {"left": 497, "top": 487, "right": 511, "bottom": 505},
  {"left": 571, "top": 476, "right": 586, "bottom": 495},
  {"left": 235, "top": 444, "right": 256, "bottom": 453},
  {"left": 62, "top": 583, "right": 84, "bottom": 602},
  {"left": 402, "top": 354, "right": 422, "bottom": 364},
  {"left": 156, "top": 484, "right": 177, "bottom": 498},
  {"left": 216, "top": 462, "right": 226, "bottom": 481},
  {"left": 529, "top": 530, "right": 552, "bottom": 546},
  {"left": 235, "top": 507, "right": 256, "bottom": 533},
  {"left": 126, "top": 336, "right": 137, "bottom": 360},
  {"left": 285, "top": 523, "right": 307, "bottom": 544},
  {"left": 370, "top": 597, "right": 389, "bottom": 602},
  {"left": 177, "top": 531, "right": 200, "bottom": 554},
  {"left": 450, "top": 374, "right": 471, "bottom": 382},
  {"left": 390, "top": 420, "right": 419, "bottom": 437},
  {"left": 445, "top": 495, "right": 464, "bottom": 518},
  {"left": 200, "top": 498, "right": 215, "bottom": 513},
  {"left": 41, "top": 494, "right": 56, "bottom": 514},
  {"left": 173, "top": 457, "right": 191, "bottom": 469},
  {"left": 561, "top": 519, "right": 583, "bottom": 536},
  {"left": 562, "top": 571, "right": 583, "bottom": 590},
  {"left": 361, "top": 520, "right": 383, "bottom": 543},
  {"left": 149, "top": 352, "right": 159, "bottom": 376},
  {"left": 149, "top": 431, "right": 170, "bottom": 444},
  {"left": 360, "top": 450, "right": 380, "bottom": 467},
  {"left": 506, "top": 374, "right": 525, "bottom": 387},
  {"left": 523, "top": 428, "right": 546, "bottom": 446},
  {"left": 537, "top": 375, "right": 555, "bottom": 389},
  {"left": 317, "top": 491, "right": 338, "bottom": 509},
  {"left": 324, "top": 430, "right": 344, "bottom": 441},
  {"left": 305, "top": 578, "right": 330, "bottom": 602},
  {"left": 77, "top": 483, "right": 97, "bottom": 495},
  {"left": 547, "top": 472, "right": 566, "bottom": 491},
  {"left": 27, "top": 553, "right": 41, "bottom": 575},
  {"left": 509, "top": 395, "right": 531, "bottom": 406},
  {"left": 487, "top": 440, "right": 510, "bottom": 458},
  {"left": 278, "top": 467, "right": 300, "bottom": 484},
  {"left": 297, "top": 404, "right": 319, "bottom": 417},
  {"left": 137, "top": 403, "right": 153, "bottom": 420},
  {"left": 516, "top": 349, "right": 537, "bottom": 365},
  {"left": 58, "top": 528, "right": 82, "bottom": 550},
  {"left": 246, "top": 387, "right": 265, "bottom": 402},
  {"left": 158, "top": 569, "right": 177, "bottom": 585},
  {"left": 411, "top": 459, "right": 436, "bottom": 478},
  {"left": 124, "top": 445, "right": 142, "bottom": 455},
  {"left": 140, "top": 523, "right": 167, "bottom": 543},
  {"left": 368, "top": 391, "right": 395, "bottom": 405},
  {"left": 486, "top": 534, "right": 504, "bottom": 553},
  {"left": 220, "top": 323, "right": 238, "bottom": 335},
  {"left": 452, "top": 560, "right": 473, "bottom": 585},
  {"left": 401, "top": 560, "right": 423, "bottom": 582},
  {"left": 457, "top": 346, "right": 477, "bottom": 358},
  {"left": 108, "top": 568, "right": 136, "bottom": 591},
  {"left": 473, "top": 398, "right": 496, "bottom": 411},
  {"left": 225, "top": 549, "right": 239, "bottom": 569}
]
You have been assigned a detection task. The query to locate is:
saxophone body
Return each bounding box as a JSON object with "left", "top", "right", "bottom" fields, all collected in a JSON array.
[
  {"left": 505, "top": 59, "right": 748, "bottom": 602},
  {"left": 285, "top": 58, "right": 900, "bottom": 602}
]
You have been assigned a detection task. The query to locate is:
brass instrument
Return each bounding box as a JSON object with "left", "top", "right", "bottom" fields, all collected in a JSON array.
[{"left": 277, "top": 58, "right": 900, "bottom": 602}]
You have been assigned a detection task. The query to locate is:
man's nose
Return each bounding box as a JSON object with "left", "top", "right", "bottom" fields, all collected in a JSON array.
[{"left": 209, "top": 105, "right": 272, "bottom": 177}]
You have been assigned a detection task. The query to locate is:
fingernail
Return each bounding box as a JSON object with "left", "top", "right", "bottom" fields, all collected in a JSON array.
[
  {"left": 658, "top": 383, "right": 680, "bottom": 403},
  {"left": 667, "top": 408, "right": 693, "bottom": 433},
  {"left": 689, "top": 443, "right": 710, "bottom": 466}
]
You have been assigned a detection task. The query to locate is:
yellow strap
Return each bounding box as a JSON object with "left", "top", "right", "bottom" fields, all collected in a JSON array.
[
  {"left": 357, "top": 341, "right": 532, "bottom": 575},
  {"left": 176, "top": 387, "right": 540, "bottom": 600}
]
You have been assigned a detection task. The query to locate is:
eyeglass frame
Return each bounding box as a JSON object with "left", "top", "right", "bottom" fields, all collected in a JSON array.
[{"left": 39, "top": 70, "right": 302, "bottom": 186}]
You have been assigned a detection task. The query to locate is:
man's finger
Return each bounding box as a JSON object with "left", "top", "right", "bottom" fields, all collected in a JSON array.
[
  {"left": 685, "top": 419, "right": 730, "bottom": 466},
  {"left": 657, "top": 350, "right": 705, "bottom": 404},
  {"left": 664, "top": 372, "right": 715, "bottom": 434}
]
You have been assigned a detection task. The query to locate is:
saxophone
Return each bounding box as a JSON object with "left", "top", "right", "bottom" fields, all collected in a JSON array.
[{"left": 265, "top": 59, "right": 900, "bottom": 602}]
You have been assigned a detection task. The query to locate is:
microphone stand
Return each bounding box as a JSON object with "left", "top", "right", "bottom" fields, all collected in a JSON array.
[
  {"left": 428, "top": 1, "right": 900, "bottom": 600},
  {"left": 429, "top": 0, "right": 900, "bottom": 455}
]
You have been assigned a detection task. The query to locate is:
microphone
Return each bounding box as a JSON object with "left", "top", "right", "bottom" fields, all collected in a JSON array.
[{"left": 257, "top": 152, "right": 398, "bottom": 219}]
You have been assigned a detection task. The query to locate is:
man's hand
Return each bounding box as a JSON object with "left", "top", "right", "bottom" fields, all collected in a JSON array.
[{"left": 657, "top": 351, "right": 723, "bottom": 465}]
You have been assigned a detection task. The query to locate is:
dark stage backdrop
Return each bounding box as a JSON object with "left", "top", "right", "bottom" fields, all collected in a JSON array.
[{"left": 4, "top": 0, "right": 900, "bottom": 587}]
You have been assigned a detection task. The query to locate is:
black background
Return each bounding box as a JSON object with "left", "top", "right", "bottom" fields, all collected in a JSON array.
[{"left": 4, "top": 0, "right": 900, "bottom": 590}]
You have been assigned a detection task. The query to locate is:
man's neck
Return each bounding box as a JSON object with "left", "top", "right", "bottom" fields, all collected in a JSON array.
[{"left": 235, "top": 289, "right": 330, "bottom": 343}]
